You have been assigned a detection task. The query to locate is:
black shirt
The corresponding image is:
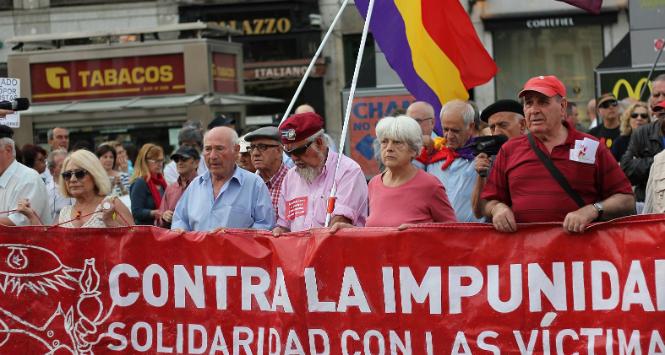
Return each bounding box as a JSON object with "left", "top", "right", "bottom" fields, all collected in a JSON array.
[{"left": 588, "top": 124, "right": 621, "bottom": 150}]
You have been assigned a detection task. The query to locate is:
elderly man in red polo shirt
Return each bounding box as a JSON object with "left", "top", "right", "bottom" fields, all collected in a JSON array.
[{"left": 481, "top": 75, "right": 635, "bottom": 233}]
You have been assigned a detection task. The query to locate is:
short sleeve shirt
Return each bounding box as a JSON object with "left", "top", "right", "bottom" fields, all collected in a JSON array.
[{"left": 481, "top": 127, "right": 633, "bottom": 223}]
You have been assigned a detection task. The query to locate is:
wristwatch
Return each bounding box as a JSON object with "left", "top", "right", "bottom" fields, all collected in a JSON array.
[{"left": 592, "top": 202, "right": 604, "bottom": 220}]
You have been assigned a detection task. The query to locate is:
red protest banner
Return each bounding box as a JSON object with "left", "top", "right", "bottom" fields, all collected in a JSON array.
[{"left": 0, "top": 215, "right": 664, "bottom": 354}]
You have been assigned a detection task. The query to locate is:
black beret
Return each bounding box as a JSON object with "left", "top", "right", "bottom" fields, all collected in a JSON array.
[
  {"left": 480, "top": 99, "right": 524, "bottom": 123},
  {"left": 0, "top": 125, "right": 14, "bottom": 139}
]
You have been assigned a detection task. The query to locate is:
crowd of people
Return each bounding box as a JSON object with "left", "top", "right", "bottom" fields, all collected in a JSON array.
[{"left": 1, "top": 73, "right": 665, "bottom": 233}]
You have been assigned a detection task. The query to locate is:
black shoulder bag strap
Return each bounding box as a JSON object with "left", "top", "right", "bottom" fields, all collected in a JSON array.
[{"left": 527, "top": 133, "right": 586, "bottom": 208}]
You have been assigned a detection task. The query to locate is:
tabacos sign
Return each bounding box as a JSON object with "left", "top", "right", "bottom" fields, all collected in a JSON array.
[{"left": 30, "top": 54, "right": 186, "bottom": 103}]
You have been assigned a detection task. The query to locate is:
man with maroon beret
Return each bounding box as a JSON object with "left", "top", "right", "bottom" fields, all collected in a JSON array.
[
  {"left": 273, "top": 112, "right": 368, "bottom": 234},
  {"left": 481, "top": 75, "right": 635, "bottom": 233}
]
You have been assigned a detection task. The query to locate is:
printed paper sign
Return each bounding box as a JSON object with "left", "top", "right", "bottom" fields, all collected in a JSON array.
[{"left": 0, "top": 78, "right": 21, "bottom": 128}]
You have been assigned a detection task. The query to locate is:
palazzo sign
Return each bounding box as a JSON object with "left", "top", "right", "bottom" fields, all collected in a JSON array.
[
  {"left": 0, "top": 215, "right": 664, "bottom": 354},
  {"left": 30, "top": 54, "right": 186, "bottom": 102}
]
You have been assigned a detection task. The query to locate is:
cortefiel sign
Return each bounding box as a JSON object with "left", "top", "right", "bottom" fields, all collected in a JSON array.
[{"left": 30, "top": 54, "right": 186, "bottom": 103}]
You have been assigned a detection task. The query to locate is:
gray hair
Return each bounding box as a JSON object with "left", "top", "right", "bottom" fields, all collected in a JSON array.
[
  {"left": 0, "top": 137, "right": 16, "bottom": 158},
  {"left": 178, "top": 126, "right": 203, "bottom": 147},
  {"left": 375, "top": 115, "right": 423, "bottom": 153},
  {"left": 440, "top": 100, "right": 475, "bottom": 127},
  {"left": 47, "top": 127, "right": 67, "bottom": 141},
  {"left": 47, "top": 148, "right": 68, "bottom": 166},
  {"left": 653, "top": 73, "right": 665, "bottom": 83}
]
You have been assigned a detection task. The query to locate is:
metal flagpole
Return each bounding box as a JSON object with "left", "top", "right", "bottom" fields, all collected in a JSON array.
[
  {"left": 279, "top": 0, "right": 350, "bottom": 124},
  {"left": 324, "top": 0, "right": 376, "bottom": 227},
  {"left": 639, "top": 36, "right": 665, "bottom": 100}
]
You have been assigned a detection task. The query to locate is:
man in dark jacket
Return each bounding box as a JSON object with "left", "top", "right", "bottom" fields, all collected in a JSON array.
[{"left": 620, "top": 100, "right": 665, "bottom": 202}]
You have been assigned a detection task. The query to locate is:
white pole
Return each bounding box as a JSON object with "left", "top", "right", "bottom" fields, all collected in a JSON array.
[
  {"left": 324, "top": 0, "right": 375, "bottom": 227},
  {"left": 279, "top": 0, "right": 350, "bottom": 124}
]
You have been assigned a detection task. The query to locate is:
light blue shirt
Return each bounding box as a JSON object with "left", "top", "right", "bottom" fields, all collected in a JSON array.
[
  {"left": 426, "top": 158, "right": 484, "bottom": 223},
  {"left": 172, "top": 166, "right": 274, "bottom": 231}
]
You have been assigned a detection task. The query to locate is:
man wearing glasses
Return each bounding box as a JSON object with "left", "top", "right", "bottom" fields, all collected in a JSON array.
[
  {"left": 273, "top": 112, "right": 368, "bottom": 234},
  {"left": 244, "top": 126, "right": 288, "bottom": 221},
  {"left": 620, "top": 75, "right": 665, "bottom": 204},
  {"left": 589, "top": 93, "right": 621, "bottom": 150}
]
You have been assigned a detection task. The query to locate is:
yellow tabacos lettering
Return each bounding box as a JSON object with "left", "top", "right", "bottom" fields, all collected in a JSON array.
[{"left": 77, "top": 65, "right": 174, "bottom": 88}]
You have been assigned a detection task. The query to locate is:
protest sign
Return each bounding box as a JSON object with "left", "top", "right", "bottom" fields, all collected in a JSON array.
[{"left": 0, "top": 215, "right": 663, "bottom": 354}]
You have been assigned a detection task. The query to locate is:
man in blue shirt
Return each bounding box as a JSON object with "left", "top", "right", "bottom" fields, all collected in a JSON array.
[
  {"left": 425, "top": 100, "right": 484, "bottom": 222},
  {"left": 172, "top": 127, "right": 274, "bottom": 231}
]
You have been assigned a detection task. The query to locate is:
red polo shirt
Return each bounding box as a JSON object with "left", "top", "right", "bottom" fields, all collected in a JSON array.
[{"left": 481, "top": 124, "right": 633, "bottom": 223}]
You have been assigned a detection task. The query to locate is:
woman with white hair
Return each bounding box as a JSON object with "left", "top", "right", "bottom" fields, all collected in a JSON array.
[
  {"left": 333, "top": 115, "right": 456, "bottom": 229},
  {"left": 18, "top": 149, "right": 133, "bottom": 227}
]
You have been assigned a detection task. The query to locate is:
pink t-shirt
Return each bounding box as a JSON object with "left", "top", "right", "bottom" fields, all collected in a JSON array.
[{"left": 366, "top": 169, "right": 456, "bottom": 227}]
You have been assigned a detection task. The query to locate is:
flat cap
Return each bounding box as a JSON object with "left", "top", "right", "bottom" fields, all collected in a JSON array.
[{"left": 244, "top": 126, "right": 280, "bottom": 142}]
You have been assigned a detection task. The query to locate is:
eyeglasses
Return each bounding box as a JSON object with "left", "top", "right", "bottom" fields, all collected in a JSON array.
[
  {"left": 654, "top": 106, "right": 665, "bottom": 113},
  {"left": 598, "top": 100, "right": 618, "bottom": 109},
  {"left": 147, "top": 159, "right": 164, "bottom": 165},
  {"left": 631, "top": 113, "right": 649, "bottom": 119},
  {"left": 249, "top": 143, "right": 280, "bottom": 152},
  {"left": 284, "top": 141, "right": 314, "bottom": 157},
  {"left": 61, "top": 169, "right": 88, "bottom": 181}
]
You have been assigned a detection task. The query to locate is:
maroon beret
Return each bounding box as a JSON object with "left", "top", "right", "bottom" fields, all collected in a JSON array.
[{"left": 279, "top": 112, "right": 324, "bottom": 144}]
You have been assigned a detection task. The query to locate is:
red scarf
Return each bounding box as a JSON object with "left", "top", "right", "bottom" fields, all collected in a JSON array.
[
  {"left": 416, "top": 146, "right": 459, "bottom": 170},
  {"left": 146, "top": 174, "right": 167, "bottom": 211}
]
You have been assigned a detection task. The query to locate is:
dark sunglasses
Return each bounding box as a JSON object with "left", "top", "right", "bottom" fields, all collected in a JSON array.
[
  {"left": 61, "top": 169, "right": 89, "bottom": 181},
  {"left": 172, "top": 156, "right": 193, "bottom": 163},
  {"left": 598, "top": 100, "right": 618, "bottom": 109},
  {"left": 284, "top": 141, "right": 314, "bottom": 157},
  {"left": 631, "top": 113, "right": 649, "bottom": 119},
  {"left": 250, "top": 143, "right": 280, "bottom": 152},
  {"left": 654, "top": 106, "right": 665, "bottom": 113}
]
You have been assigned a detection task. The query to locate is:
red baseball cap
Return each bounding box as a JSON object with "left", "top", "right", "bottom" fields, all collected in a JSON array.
[
  {"left": 279, "top": 112, "right": 324, "bottom": 144},
  {"left": 518, "top": 75, "right": 567, "bottom": 98}
]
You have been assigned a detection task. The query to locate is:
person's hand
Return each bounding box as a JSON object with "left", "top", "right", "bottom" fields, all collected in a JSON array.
[
  {"left": 272, "top": 226, "right": 289, "bottom": 237},
  {"left": 16, "top": 198, "right": 35, "bottom": 218},
  {"left": 329, "top": 222, "right": 353, "bottom": 234},
  {"left": 474, "top": 153, "right": 491, "bottom": 175},
  {"left": 162, "top": 210, "right": 174, "bottom": 223},
  {"left": 563, "top": 205, "right": 598, "bottom": 234},
  {"left": 0, "top": 109, "right": 14, "bottom": 118},
  {"left": 491, "top": 203, "right": 517, "bottom": 233},
  {"left": 101, "top": 197, "right": 118, "bottom": 224},
  {"left": 150, "top": 209, "right": 162, "bottom": 220},
  {"left": 422, "top": 135, "right": 433, "bottom": 152}
]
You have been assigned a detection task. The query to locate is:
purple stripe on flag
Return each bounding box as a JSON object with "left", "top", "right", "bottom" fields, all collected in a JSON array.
[
  {"left": 557, "top": 0, "right": 602, "bottom": 14},
  {"left": 355, "top": 0, "right": 443, "bottom": 134}
]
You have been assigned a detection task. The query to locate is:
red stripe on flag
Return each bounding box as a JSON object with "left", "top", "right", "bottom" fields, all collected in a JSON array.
[{"left": 421, "top": 0, "right": 497, "bottom": 89}]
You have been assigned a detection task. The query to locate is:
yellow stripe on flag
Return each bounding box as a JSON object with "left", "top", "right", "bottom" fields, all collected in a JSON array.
[{"left": 393, "top": 0, "right": 469, "bottom": 104}]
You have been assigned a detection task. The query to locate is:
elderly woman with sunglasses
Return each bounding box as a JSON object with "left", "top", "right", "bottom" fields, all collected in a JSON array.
[
  {"left": 129, "top": 143, "right": 167, "bottom": 225},
  {"left": 612, "top": 101, "right": 650, "bottom": 161},
  {"left": 17, "top": 149, "right": 133, "bottom": 227}
]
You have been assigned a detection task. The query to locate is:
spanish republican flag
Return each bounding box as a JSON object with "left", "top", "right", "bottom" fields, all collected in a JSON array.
[{"left": 355, "top": 0, "right": 496, "bottom": 124}]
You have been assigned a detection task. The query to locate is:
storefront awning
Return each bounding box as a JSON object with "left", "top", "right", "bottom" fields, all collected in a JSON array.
[{"left": 24, "top": 93, "right": 282, "bottom": 116}]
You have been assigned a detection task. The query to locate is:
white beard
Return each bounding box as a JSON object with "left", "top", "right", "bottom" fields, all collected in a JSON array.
[{"left": 296, "top": 165, "right": 322, "bottom": 183}]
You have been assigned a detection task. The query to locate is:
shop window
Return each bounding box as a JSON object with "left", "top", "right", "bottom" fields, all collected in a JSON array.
[
  {"left": 493, "top": 25, "right": 602, "bottom": 114},
  {"left": 343, "top": 34, "right": 376, "bottom": 88},
  {"left": 0, "top": 0, "right": 11, "bottom": 10}
]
